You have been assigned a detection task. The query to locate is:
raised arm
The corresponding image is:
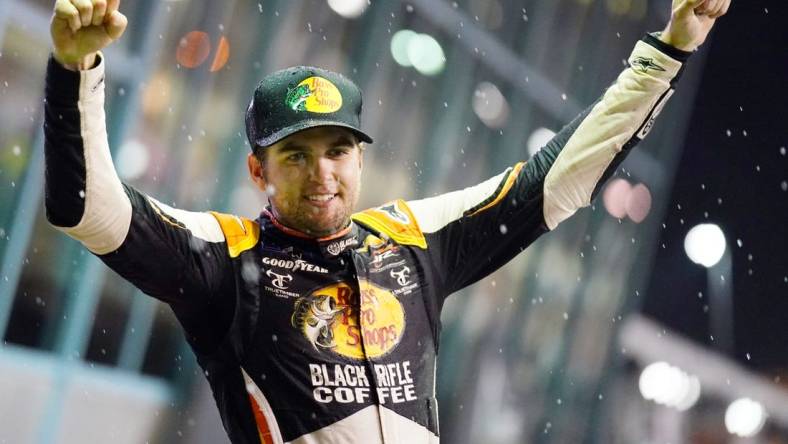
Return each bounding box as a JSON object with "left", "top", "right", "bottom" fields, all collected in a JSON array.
[
  {"left": 44, "top": 0, "right": 242, "bottom": 352},
  {"left": 401, "top": 0, "right": 730, "bottom": 296}
]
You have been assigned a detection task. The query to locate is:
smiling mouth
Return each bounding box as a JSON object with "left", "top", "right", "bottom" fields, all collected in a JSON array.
[{"left": 305, "top": 194, "right": 338, "bottom": 203}]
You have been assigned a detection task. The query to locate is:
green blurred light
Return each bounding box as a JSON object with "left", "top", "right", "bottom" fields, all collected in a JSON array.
[
  {"left": 407, "top": 33, "right": 445, "bottom": 76},
  {"left": 390, "top": 29, "right": 417, "bottom": 67}
]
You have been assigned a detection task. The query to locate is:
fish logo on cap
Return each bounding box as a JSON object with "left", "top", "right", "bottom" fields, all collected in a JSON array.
[{"left": 286, "top": 76, "right": 343, "bottom": 113}]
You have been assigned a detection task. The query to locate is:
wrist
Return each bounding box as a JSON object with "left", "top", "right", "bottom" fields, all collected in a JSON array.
[
  {"left": 53, "top": 51, "right": 98, "bottom": 71},
  {"left": 655, "top": 28, "right": 696, "bottom": 52}
]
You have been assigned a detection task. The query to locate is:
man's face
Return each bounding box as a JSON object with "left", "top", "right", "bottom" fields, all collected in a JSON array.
[{"left": 247, "top": 127, "right": 364, "bottom": 237}]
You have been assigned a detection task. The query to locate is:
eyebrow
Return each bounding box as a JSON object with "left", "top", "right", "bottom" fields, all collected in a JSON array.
[
  {"left": 277, "top": 136, "right": 356, "bottom": 154},
  {"left": 330, "top": 136, "right": 355, "bottom": 148},
  {"left": 278, "top": 142, "right": 310, "bottom": 154}
]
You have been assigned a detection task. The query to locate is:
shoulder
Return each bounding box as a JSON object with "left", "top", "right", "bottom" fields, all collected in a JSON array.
[
  {"left": 351, "top": 200, "right": 426, "bottom": 249},
  {"left": 208, "top": 211, "right": 261, "bottom": 258}
]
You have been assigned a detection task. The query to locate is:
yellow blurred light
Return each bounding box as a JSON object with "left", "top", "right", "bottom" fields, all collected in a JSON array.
[
  {"left": 141, "top": 72, "right": 172, "bottom": 118},
  {"left": 210, "top": 36, "right": 230, "bottom": 72}
]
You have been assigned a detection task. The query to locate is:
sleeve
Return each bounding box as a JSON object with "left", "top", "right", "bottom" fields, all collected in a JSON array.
[
  {"left": 406, "top": 34, "right": 692, "bottom": 296},
  {"left": 43, "top": 53, "right": 236, "bottom": 352}
]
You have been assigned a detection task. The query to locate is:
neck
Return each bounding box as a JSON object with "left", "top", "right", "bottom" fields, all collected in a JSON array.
[{"left": 263, "top": 208, "right": 352, "bottom": 241}]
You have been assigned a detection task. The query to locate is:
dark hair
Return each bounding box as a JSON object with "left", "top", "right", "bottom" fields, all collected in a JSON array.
[
  {"left": 253, "top": 145, "right": 268, "bottom": 165},
  {"left": 252, "top": 131, "right": 364, "bottom": 165}
]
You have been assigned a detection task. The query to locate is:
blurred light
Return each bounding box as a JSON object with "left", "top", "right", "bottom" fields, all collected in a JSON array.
[
  {"left": 391, "top": 30, "right": 417, "bottom": 67},
  {"left": 626, "top": 183, "right": 652, "bottom": 223},
  {"left": 526, "top": 127, "right": 555, "bottom": 157},
  {"left": 684, "top": 223, "right": 727, "bottom": 268},
  {"left": 141, "top": 72, "right": 172, "bottom": 117},
  {"left": 176, "top": 31, "right": 211, "bottom": 69},
  {"left": 675, "top": 375, "right": 701, "bottom": 411},
  {"left": 638, "top": 361, "right": 701, "bottom": 411},
  {"left": 606, "top": 0, "right": 632, "bottom": 16},
  {"left": 603, "top": 178, "right": 631, "bottom": 219},
  {"left": 725, "top": 398, "right": 766, "bottom": 437},
  {"left": 407, "top": 33, "right": 446, "bottom": 76},
  {"left": 472, "top": 82, "right": 509, "bottom": 128},
  {"left": 209, "top": 36, "right": 230, "bottom": 72},
  {"left": 326, "top": 0, "right": 369, "bottom": 18},
  {"left": 116, "top": 139, "right": 150, "bottom": 180}
]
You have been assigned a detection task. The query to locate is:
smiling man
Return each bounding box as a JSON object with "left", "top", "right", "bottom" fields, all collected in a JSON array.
[{"left": 44, "top": 0, "right": 729, "bottom": 443}]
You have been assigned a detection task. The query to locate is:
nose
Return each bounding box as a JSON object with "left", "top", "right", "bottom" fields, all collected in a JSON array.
[{"left": 309, "top": 155, "right": 335, "bottom": 183}]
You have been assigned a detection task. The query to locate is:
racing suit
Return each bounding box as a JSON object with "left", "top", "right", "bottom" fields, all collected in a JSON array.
[{"left": 43, "top": 34, "right": 690, "bottom": 443}]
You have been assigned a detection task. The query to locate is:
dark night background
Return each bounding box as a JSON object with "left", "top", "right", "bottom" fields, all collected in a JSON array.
[{"left": 644, "top": 0, "right": 788, "bottom": 372}]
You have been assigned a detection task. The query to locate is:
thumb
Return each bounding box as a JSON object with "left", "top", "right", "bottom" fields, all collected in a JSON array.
[{"left": 104, "top": 11, "right": 127, "bottom": 41}]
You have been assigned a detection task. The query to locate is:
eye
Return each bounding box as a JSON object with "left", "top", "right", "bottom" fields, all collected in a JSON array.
[
  {"left": 286, "top": 152, "right": 307, "bottom": 162},
  {"left": 327, "top": 147, "right": 351, "bottom": 158}
]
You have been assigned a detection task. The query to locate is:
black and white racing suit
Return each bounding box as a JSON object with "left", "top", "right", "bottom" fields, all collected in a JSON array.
[{"left": 43, "top": 34, "right": 690, "bottom": 444}]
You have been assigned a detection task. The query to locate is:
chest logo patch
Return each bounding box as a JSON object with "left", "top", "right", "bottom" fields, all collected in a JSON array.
[
  {"left": 266, "top": 269, "right": 293, "bottom": 289},
  {"left": 291, "top": 281, "right": 405, "bottom": 360}
]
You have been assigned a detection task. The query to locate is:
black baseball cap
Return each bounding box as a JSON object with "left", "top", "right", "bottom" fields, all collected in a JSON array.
[{"left": 245, "top": 66, "right": 374, "bottom": 149}]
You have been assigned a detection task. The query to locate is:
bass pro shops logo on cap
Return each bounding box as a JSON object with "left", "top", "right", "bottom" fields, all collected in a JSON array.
[{"left": 286, "top": 77, "right": 343, "bottom": 113}]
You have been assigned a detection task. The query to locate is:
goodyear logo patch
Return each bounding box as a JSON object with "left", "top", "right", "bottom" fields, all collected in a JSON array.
[{"left": 286, "top": 77, "right": 343, "bottom": 113}]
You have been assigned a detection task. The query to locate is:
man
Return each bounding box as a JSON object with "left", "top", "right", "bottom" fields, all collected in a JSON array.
[{"left": 44, "top": 0, "right": 729, "bottom": 442}]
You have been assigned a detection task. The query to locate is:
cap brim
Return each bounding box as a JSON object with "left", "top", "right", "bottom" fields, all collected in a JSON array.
[{"left": 255, "top": 120, "right": 373, "bottom": 148}]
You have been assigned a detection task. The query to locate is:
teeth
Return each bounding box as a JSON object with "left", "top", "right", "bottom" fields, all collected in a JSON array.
[{"left": 307, "top": 194, "right": 335, "bottom": 202}]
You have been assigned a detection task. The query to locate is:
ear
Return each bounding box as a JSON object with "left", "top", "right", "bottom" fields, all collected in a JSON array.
[
  {"left": 247, "top": 152, "right": 267, "bottom": 191},
  {"left": 357, "top": 144, "right": 364, "bottom": 172}
]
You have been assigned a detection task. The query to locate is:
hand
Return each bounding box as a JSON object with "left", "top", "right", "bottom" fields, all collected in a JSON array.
[
  {"left": 660, "top": 0, "right": 731, "bottom": 52},
  {"left": 50, "top": 0, "right": 128, "bottom": 71}
]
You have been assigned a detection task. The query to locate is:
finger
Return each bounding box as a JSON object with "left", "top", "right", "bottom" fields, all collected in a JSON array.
[
  {"left": 92, "top": 0, "right": 107, "bottom": 26},
  {"left": 105, "top": 0, "right": 120, "bottom": 21},
  {"left": 719, "top": 0, "right": 731, "bottom": 16},
  {"left": 71, "top": 0, "right": 93, "bottom": 28},
  {"left": 104, "top": 10, "right": 128, "bottom": 40},
  {"left": 699, "top": 0, "right": 720, "bottom": 15},
  {"left": 54, "top": 0, "right": 81, "bottom": 33},
  {"left": 701, "top": 0, "right": 720, "bottom": 17},
  {"left": 676, "top": 0, "right": 705, "bottom": 18},
  {"left": 710, "top": 0, "right": 730, "bottom": 18}
]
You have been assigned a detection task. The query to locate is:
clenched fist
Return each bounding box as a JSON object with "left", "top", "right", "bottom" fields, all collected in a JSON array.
[
  {"left": 660, "top": 0, "right": 731, "bottom": 52},
  {"left": 51, "top": 0, "right": 128, "bottom": 71}
]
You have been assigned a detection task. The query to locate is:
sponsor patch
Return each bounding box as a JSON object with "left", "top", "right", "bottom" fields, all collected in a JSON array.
[
  {"left": 326, "top": 236, "right": 358, "bottom": 256},
  {"left": 631, "top": 56, "right": 666, "bottom": 73},
  {"left": 370, "top": 242, "right": 401, "bottom": 270},
  {"left": 266, "top": 269, "right": 293, "bottom": 289},
  {"left": 264, "top": 269, "right": 299, "bottom": 298},
  {"left": 291, "top": 281, "right": 405, "bottom": 360},
  {"left": 286, "top": 76, "right": 343, "bottom": 113},
  {"left": 308, "top": 361, "right": 418, "bottom": 405},
  {"left": 390, "top": 266, "right": 411, "bottom": 287},
  {"left": 377, "top": 202, "right": 410, "bottom": 224},
  {"left": 262, "top": 256, "right": 328, "bottom": 273}
]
